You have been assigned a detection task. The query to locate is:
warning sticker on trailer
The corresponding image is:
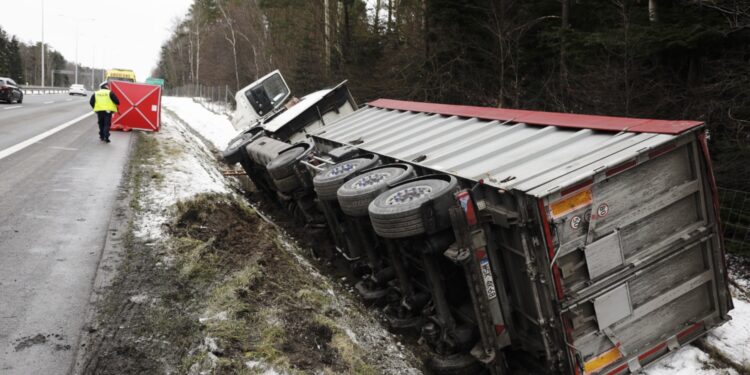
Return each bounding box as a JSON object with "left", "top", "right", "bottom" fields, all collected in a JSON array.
[
  {"left": 597, "top": 203, "right": 609, "bottom": 218},
  {"left": 480, "top": 259, "right": 497, "bottom": 300}
]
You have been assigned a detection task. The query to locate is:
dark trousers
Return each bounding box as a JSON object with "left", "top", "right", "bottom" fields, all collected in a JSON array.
[{"left": 96, "top": 111, "right": 112, "bottom": 140}]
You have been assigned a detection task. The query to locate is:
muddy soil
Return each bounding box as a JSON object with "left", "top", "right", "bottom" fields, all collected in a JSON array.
[
  {"left": 238, "top": 187, "right": 434, "bottom": 366},
  {"left": 77, "top": 131, "right": 421, "bottom": 374}
]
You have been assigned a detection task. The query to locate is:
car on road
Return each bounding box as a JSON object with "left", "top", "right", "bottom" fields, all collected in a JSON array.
[
  {"left": 69, "top": 84, "right": 87, "bottom": 96},
  {"left": 0, "top": 77, "right": 23, "bottom": 104}
]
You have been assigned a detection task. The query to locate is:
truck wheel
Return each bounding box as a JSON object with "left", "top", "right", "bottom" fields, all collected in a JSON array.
[
  {"left": 266, "top": 144, "right": 308, "bottom": 180},
  {"left": 222, "top": 128, "right": 262, "bottom": 164},
  {"left": 427, "top": 353, "right": 483, "bottom": 375},
  {"left": 273, "top": 173, "right": 302, "bottom": 193},
  {"left": 313, "top": 155, "right": 381, "bottom": 201},
  {"left": 368, "top": 176, "right": 458, "bottom": 239},
  {"left": 337, "top": 164, "right": 415, "bottom": 217}
]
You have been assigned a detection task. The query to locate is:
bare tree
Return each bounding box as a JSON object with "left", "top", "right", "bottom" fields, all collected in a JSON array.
[{"left": 216, "top": 0, "right": 240, "bottom": 91}]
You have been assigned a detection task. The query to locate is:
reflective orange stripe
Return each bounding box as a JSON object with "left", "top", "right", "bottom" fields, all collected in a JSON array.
[
  {"left": 550, "top": 189, "right": 592, "bottom": 219},
  {"left": 584, "top": 346, "right": 623, "bottom": 374}
]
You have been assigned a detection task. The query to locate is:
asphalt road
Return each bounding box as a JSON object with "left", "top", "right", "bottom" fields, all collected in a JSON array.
[{"left": 0, "top": 93, "right": 133, "bottom": 374}]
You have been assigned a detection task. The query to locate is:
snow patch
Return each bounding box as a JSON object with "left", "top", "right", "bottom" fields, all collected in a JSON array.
[
  {"left": 128, "top": 294, "right": 149, "bottom": 304},
  {"left": 645, "top": 346, "right": 737, "bottom": 375},
  {"left": 162, "top": 97, "right": 237, "bottom": 150},
  {"left": 198, "top": 311, "right": 228, "bottom": 324},
  {"left": 245, "top": 360, "right": 283, "bottom": 375},
  {"left": 132, "top": 111, "right": 230, "bottom": 240},
  {"left": 706, "top": 298, "right": 750, "bottom": 369}
]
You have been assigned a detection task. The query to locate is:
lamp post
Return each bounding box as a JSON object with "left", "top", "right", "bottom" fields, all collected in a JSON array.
[
  {"left": 91, "top": 45, "right": 95, "bottom": 90},
  {"left": 75, "top": 23, "right": 78, "bottom": 84},
  {"left": 41, "top": 0, "right": 45, "bottom": 86},
  {"left": 63, "top": 17, "right": 95, "bottom": 85}
]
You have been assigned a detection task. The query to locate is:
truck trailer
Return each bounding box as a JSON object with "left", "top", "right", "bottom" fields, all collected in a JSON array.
[{"left": 223, "top": 73, "right": 733, "bottom": 374}]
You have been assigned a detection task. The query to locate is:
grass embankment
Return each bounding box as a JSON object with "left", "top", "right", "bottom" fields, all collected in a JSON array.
[{"left": 83, "top": 132, "right": 386, "bottom": 375}]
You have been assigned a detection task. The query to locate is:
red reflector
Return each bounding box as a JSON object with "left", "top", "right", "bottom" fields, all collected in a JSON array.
[
  {"left": 457, "top": 191, "right": 478, "bottom": 226},
  {"left": 606, "top": 363, "right": 628, "bottom": 375},
  {"left": 677, "top": 322, "right": 703, "bottom": 339},
  {"left": 648, "top": 143, "right": 676, "bottom": 159},
  {"left": 560, "top": 179, "right": 593, "bottom": 197},
  {"left": 474, "top": 247, "right": 487, "bottom": 260},
  {"left": 605, "top": 160, "right": 637, "bottom": 177},
  {"left": 495, "top": 324, "right": 505, "bottom": 335},
  {"left": 638, "top": 342, "right": 667, "bottom": 361}
]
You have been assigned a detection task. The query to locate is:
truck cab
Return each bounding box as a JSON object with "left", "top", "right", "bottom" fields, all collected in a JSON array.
[
  {"left": 232, "top": 70, "right": 291, "bottom": 131},
  {"left": 229, "top": 70, "right": 356, "bottom": 143}
]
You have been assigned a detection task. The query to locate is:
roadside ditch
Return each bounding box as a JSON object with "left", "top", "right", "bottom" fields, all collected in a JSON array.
[{"left": 74, "top": 114, "right": 422, "bottom": 374}]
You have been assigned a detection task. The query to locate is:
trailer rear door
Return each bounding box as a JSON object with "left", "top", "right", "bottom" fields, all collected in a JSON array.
[{"left": 543, "top": 133, "right": 731, "bottom": 374}]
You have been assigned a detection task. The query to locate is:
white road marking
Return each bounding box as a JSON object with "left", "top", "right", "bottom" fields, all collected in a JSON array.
[
  {"left": 3, "top": 106, "right": 22, "bottom": 110},
  {"left": 65, "top": 99, "right": 73, "bottom": 102},
  {"left": 49, "top": 146, "right": 79, "bottom": 151},
  {"left": 44, "top": 101, "right": 55, "bottom": 104},
  {"left": 0, "top": 112, "right": 95, "bottom": 161}
]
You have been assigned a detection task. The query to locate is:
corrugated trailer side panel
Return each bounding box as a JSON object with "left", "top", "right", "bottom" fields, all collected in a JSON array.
[
  {"left": 535, "top": 130, "right": 732, "bottom": 374},
  {"left": 310, "top": 100, "right": 732, "bottom": 374}
]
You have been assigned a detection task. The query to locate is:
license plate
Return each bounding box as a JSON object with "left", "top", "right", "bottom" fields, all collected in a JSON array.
[{"left": 480, "top": 259, "right": 497, "bottom": 300}]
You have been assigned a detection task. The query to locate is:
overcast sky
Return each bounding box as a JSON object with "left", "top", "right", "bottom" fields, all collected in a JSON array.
[{"left": 0, "top": 0, "right": 193, "bottom": 82}]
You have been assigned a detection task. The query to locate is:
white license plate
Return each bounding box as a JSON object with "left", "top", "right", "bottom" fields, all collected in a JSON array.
[{"left": 480, "top": 259, "right": 497, "bottom": 300}]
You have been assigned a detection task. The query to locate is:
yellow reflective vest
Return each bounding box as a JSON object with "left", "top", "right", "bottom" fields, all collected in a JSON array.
[{"left": 93, "top": 89, "right": 118, "bottom": 113}]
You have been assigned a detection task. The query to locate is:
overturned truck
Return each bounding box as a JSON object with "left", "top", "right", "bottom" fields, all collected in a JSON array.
[{"left": 223, "top": 73, "right": 733, "bottom": 375}]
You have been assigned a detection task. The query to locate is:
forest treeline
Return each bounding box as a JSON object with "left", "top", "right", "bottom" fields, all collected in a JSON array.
[
  {"left": 154, "top": 0, "right": 750, "bottom": 189},
  {"left": 0, "top": 25, "right": 77, "bottom": 87}
]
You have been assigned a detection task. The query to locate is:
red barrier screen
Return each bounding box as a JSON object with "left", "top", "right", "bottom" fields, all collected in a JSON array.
[{"left": 110, "top": 81, "right": 161, "bottom": 132}]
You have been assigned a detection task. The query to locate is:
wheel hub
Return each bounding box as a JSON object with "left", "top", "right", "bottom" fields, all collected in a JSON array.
[
  {"left": 385, "top": 185, "right": 433, "bottom": 205},
  {"left": 352, "top": 172, "right": 390, "bottom": 190},
  {"left": 327, "top": 162, "right": 358, "bottom": 177}
]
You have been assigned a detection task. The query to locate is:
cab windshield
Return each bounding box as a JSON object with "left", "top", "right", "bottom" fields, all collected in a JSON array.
[{"left": 244, "top": 73, "right": 290, "bottom": 117}]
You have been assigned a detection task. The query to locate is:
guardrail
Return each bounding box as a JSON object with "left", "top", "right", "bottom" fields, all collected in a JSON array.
[{"left": 20, "top": 86, "right": 71, "bottom": 95}]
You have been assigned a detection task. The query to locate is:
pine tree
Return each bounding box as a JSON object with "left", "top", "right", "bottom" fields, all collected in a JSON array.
[{"left": 9, "top": 37, "right": 25, "bottom": 83}]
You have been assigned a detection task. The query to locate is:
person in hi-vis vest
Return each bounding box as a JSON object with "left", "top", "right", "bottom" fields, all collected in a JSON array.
[{"left": 88, "top": 81, "right": 121, "bottom": 143}]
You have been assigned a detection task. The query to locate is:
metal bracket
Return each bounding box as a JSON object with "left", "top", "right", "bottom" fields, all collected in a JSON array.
[
  {"left": 667, "top": 335, "right": 680, "bottom": 351},
  {"left": 299, "top": 160, "right": 325, "bottom": 172},
  {"left": 478, "top": 201, "right": 519, "bottom": 228},
  {"left": 443, "top": 245, "right": 471, "bottom": 264},
  {"left": 471, "top": 230, "right": 487, "bottom": 249},
  {"left": 627, "top": 357, "right": 641, "bottom": 372},
  {"left": 602, "top": 328, "right": 627, "bottom": 356}
]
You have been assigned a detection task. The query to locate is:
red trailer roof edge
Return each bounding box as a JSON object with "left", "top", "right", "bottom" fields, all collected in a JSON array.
[{"left": 368, "top": 99, "right": 703, "bottom": 135}]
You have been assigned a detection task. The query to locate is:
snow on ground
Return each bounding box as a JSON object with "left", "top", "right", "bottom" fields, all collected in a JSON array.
[
  {"left": 161, "top": 96, "right": 237, "bottom": 150},
  {"left": 646, "top": 281, "right": 750, "bottom": 374},
  {"left": 705, "top": 294, "right": 750, "bottom": 368},
  {"left": 645, "top": 346, "right": 738, "bottom": 375},
  {"left": 132, "top": 107, "right": 231, "bottom": 240},
  {"left": 161, "top": 96, "right": 750, "bottom": 375}
]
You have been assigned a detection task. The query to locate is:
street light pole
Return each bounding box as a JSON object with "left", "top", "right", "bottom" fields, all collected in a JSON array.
[
  {"left": 75, "top": 24, "right": 79, "bottom": 84},
  {"left": 41, "top": 0, "right": 45, "bottom": 86},
  {"left": 91, "top": 45, "right": 95, "bottom": 90}
]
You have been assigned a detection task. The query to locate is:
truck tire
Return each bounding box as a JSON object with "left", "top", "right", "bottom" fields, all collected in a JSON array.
[
  {"left": 427, "top": 353, "right": 483, "bottom": 375},
  {"left": 313, "top": 155, "right": 381, "bottom": 201},
  {"left": 337, "top": 164, "right": 415, "bottom": 217},
  {"left": 222, "top": 128, "right": 262, "bottom": 164},
  {"left": 266, "top": 144, "right": 308, "bottom": 180},
  {"left": 368, "top": 175, "right": 458, "bottom": 239},
  {"left": 273, "top": 173, "right": 302, "bottom": 193}
]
